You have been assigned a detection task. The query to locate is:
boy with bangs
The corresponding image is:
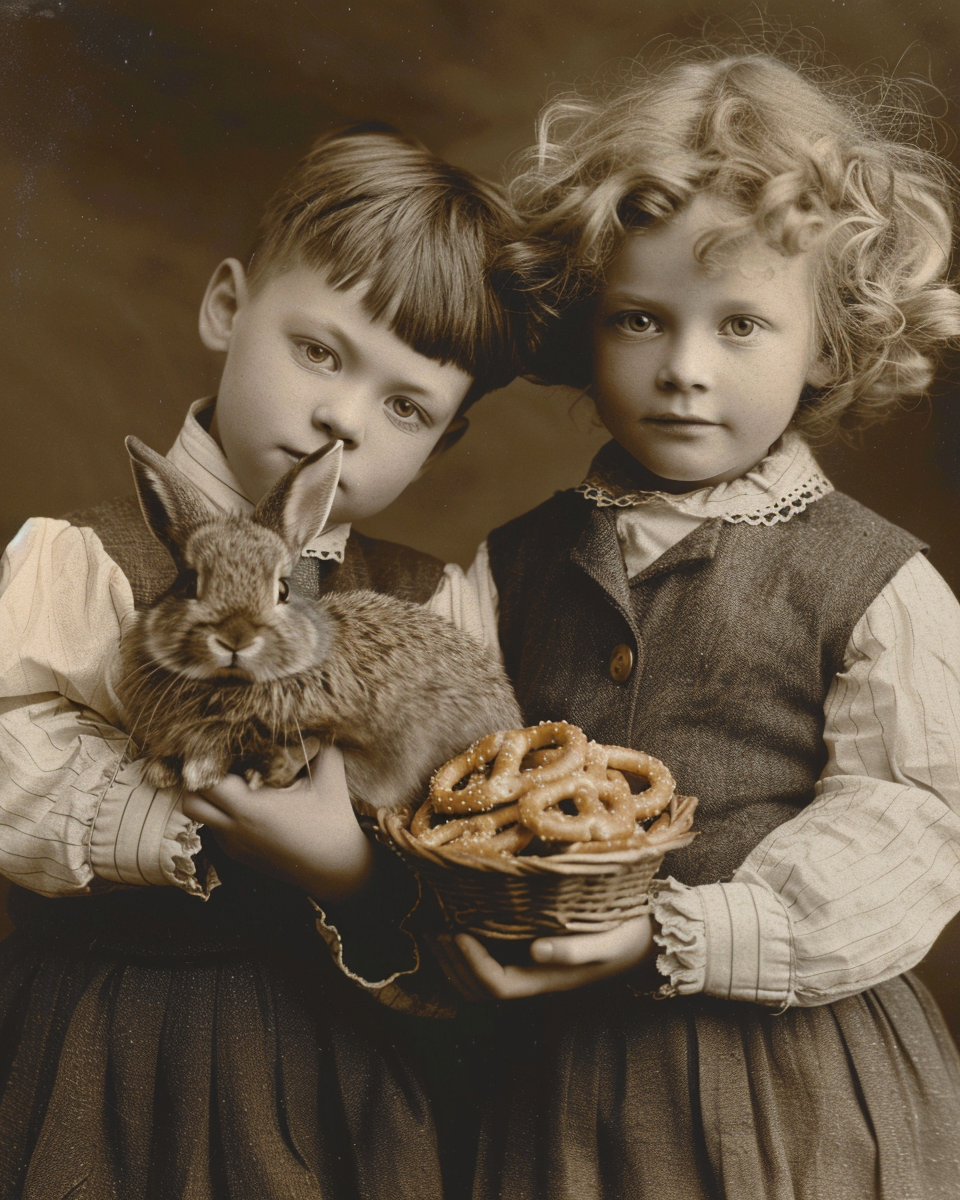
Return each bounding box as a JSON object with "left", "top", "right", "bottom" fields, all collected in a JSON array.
[{"left": 0, "top": 122, "right": 523, "bottom": 1199}]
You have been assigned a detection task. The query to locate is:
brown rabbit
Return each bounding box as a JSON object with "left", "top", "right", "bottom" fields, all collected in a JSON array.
[{"left": 115, "top": 437, "right": 521, "bottom": 810}]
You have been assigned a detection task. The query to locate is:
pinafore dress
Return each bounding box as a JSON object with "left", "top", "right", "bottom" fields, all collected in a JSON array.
[
  {"left": 472, "top": 485, "right": 960, "bottom": 1200},
  {"left": 0, "top": 496, "right": 446, "bottom": 1200}
]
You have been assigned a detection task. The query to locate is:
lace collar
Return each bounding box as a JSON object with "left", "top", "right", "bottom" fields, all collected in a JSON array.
[
  {"left": 575, "top": 430, "right": 833, "bottom": 526},
  {"left": 165, "top": 398, "right": 350, "bottom": 562}
]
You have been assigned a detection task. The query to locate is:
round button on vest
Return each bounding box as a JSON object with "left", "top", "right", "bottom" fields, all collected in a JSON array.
[{"left": 608, "top": 643, "right": 635, "bottom": 682}]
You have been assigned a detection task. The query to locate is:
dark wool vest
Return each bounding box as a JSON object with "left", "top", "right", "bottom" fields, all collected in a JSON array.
[
  {"left": 8, "top": 494, "right": 444, "bottom": 955},
  {"left": 487, "top": 490, "right": 923, "bottom": 886},
  {"left": 63, "top": 493, "right": 445, "bottom": 608}
]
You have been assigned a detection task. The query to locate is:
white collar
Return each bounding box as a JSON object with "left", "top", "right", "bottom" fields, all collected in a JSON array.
[
  {"left": 165, "top": 398, "right": 351, "bottom": 562},
  {"left": 576, "top": 429, "right": 833, "bottom": 526}
]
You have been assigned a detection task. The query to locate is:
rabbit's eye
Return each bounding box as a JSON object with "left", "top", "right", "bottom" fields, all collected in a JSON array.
[
  {"left": 277, "top": 577, "right": 291, "bottom": 604},
  {"left": 181, "top": 570, "right": 199, "bottom": 600}
]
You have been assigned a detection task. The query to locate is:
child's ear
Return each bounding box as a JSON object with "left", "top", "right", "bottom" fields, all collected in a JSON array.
[
  {"left": 415, "top": 416, "right": 469, "bottom": 479},
  {"left": 805, "top": 354, "right": 834, "bottom": 390},
  {"left": 198, "top": 258, "right": 249, "bottom": 351}
]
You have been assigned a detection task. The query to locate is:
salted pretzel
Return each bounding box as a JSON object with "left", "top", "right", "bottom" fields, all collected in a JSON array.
[
  {"left": 564, "top": 793, "right": 697, "bottom": 854},
  {"left": 587, "top": 745, "right": 676, "bottom": 822},
  {"left": 430, "top": 721, "right": 588, "bottom": 815},
  {"left": 517, "top": 770, "right": 638, "bottom": 842},
  {"left": 410, "top": 798, "right": 535, "bottom": 856},
  {"left": 408, "top": 721, "right": 687, "bottom": 859}
]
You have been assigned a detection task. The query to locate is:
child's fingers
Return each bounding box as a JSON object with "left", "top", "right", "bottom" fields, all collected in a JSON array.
[
  {"left": 530, "top": 915, "right": 653, "bottom": 968},
  {"left": 455, "top": 933, "right": 603, "bottom": 999},
  {"left": 432, "top": 934, "right": 492, "bottom": 1002},
  {"left": 454, "top": 934, "right": 516, "bottom": 996},
  {"left": 181, "top": 792, "right": 234, "bottom": 827},
  {"left": 199, "top": 773, "right": 255, "bottom": 808}
]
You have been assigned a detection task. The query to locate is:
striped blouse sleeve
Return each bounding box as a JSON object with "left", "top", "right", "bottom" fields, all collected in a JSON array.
[
  {"left": 0, "top": 518, "right": 208, "bottom": 897},
  {"left": 654, "top": 550, "right": 960, "bottom": 1006}
]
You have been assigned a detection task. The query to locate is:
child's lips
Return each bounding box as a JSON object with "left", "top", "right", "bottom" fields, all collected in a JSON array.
[{"left": 644, "top": 415, "right": 719, "bottom": 427}]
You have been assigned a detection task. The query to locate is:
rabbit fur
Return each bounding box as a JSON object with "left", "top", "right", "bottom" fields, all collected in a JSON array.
[{"left": 115, "top": 436, "right": 521, "bottom": 811}]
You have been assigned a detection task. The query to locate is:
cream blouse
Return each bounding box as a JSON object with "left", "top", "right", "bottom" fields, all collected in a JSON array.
[
  {"left": 462, "top": 431, "right": 960, "bottom": 1008},
  {"left": 2, "top": 413, "right": 960, "bottom": 1011}
]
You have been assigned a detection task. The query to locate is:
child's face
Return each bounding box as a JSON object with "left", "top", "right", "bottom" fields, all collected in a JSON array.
[
  {"left": 202, "top": 262, "right": 473, "bottom": 524},
  {"left": 591, "top": 194, "right": 824, "bottom": 489}
]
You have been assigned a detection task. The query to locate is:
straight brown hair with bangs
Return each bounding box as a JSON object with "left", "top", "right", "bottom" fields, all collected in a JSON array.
[{"left": 247, "top": 121, "right": 525, "bottom": 408}]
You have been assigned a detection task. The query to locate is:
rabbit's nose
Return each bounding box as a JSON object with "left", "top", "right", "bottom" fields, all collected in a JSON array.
[{"left": 210, "top": 630, "right": 263, "bottom": 656}]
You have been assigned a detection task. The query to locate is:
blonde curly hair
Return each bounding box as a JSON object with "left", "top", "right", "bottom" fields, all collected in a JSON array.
[{"left": 512, "top": 45, "right": 960, "bottom": 437}]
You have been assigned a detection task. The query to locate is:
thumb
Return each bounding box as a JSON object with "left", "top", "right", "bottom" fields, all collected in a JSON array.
[{"left": 531, "top": 915, "right": 653, "bottom": 966}]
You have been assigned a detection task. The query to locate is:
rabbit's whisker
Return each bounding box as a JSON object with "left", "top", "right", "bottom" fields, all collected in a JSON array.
[
  {"left": 294, "top": 718, "right": 313, "bottom": 785},
  {"left": 116, "top": 666, "right": 169, "bottom": 718},
  {"left": 144, "top": 671, "right": 191, "bottom": 741},
  {"left": 117, "top": 656, "right": 183, "bottom": 713},
  {"left": 102, "top": 672, "right": 160, "bottom": 803}
]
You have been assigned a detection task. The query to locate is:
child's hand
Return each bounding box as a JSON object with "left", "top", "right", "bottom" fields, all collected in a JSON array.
[
  {"left": 449, "top": 914, "right": 660, "bottom": 1000},
  {"left": 181, "top": 747, "right": 373, "bottom": 901}
]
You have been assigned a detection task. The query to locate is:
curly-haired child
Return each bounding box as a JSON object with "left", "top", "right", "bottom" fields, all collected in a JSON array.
[
  {"left": 455, "top": 47, "right": 960, "bottom": 1199},
  {"left": 0, "top": 123, "right": 524, "bottom": 1199}
]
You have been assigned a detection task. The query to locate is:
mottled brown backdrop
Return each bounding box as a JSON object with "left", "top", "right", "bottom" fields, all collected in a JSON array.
[{"left": 2, "top": 0, "right": 960, "bottom": 1033}]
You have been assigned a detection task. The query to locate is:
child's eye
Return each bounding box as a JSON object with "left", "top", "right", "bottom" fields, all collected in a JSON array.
[
  {"left": 722, "top": 317, "right": 760, "bottom": 339},
  {"left": 616, "top": 311, "right": 659, "bottom": 336},
  {"left": 299, "top": 341, "right": 338, "bottom": 369},
  {"left": 387, "top": 396, "right": 424, "bottom": 424}
]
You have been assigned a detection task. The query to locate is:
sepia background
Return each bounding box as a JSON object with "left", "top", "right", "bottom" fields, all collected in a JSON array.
[{"left": 2, "top": 0, "right": 960, "bottom": 1033}]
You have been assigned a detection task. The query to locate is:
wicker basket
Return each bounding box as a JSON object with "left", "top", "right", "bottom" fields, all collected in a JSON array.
[{"left": 380, "top": 793, "right": 697, "bottom": 940}]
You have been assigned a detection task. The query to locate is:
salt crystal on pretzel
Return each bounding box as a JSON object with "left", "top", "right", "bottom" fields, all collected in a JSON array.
[
  {"left": 518, "top": 770, "right": 638, "bottom": 842},
  {"left": 410, "top": 722, "right": 687, "bottom": 859},
  {"left": 430, "top": 721, "right": 588, "bottom": 814},
  {"left": 409, "top": 796, "right": 534, "bottom": 856},
  {"left": 588, "top": 744, "right": 676, "bottom": 822}
]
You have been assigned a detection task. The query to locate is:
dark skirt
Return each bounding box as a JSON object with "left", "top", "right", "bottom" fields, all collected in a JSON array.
[
  {"left": 473, "top": 972, "right": 960, "bottom": 1200},
  {"left": 0, "top": 873, "right": 444, "bottom": 1200}
]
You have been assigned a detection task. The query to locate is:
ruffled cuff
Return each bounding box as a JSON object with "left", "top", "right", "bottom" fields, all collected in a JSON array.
[
  {"left": 311, "top": 889, "right": 455, "bottom": 1018},
  {"left": 652, "top": 877, "right": 794, "bottom": 1006},
  {"left": 89, "top": 756, "right": 214, "bottom": 897},
  {"left": 312, "top": 895, "right": 421, "bottom": 1008},
  {"left": 309, "top": 838, "right": 456, "bottom": 1017}
]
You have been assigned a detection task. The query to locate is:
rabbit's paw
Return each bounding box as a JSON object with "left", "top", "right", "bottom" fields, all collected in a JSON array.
[
  {"left": 259, "top": 739, "right": 323, "bottom": 788},
  {"left": 182, "top": 756, "right": 227, "bottom": 793},
  {"left": 142, "top": 757, "right": 182, "bottom": 790}
]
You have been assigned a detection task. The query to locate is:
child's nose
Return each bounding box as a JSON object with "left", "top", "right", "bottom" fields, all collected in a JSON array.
[
  {"left": 310, "top": 396, "right": 365, "bottom": 447},
  {"left": 655, "top": 334, "right": 711, "bottom": 393}
]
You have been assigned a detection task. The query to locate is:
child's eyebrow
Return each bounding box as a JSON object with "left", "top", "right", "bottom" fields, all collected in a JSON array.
[
  {"left": 600, "top": 289, "right": 662, "bottom": 309},
  {"left": 295, "top": 316, "right": 448, "bottom": 404},
  {"left": 602, "top": 288, "right": 777, "bottom": 314}
]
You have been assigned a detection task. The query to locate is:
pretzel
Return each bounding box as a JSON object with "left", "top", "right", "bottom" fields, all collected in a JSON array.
[
  {"left": 443, "top": 823, "right": 535, "bottom": 857},
  {"left": 430, "top": 721, "right": 588, "bottom": 815},
  {"left": 588, "top": 745, "right": 676, "bottom": 822},
  {"left": 517, "top": 770, "right": 638, "bottom": 843},
  {"left": 406, "top": 723, "right": 690, "bottom": 860},
  {"left": 410, "top": 798, "right": 534, "bottom": 856}
]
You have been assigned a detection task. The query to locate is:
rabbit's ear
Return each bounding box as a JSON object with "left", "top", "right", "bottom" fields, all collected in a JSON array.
[
  {"left": 254, "top": 440, "right": 342, "bottom": 555},
  {"left": 126, "top": 436, "right": 216, "bottom": 560}
]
